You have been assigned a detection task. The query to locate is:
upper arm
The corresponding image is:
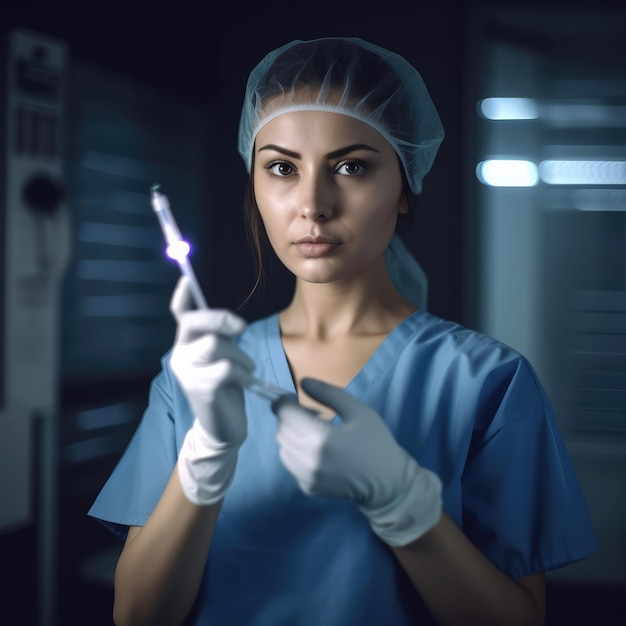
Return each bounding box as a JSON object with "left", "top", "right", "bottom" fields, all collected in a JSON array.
[
  {"left": 517, "top": 571, "right": 546, "bottom": 625},
  {"left": 117, "top": 525, "right": 142, "bottom": 564},
  {"left": 124, "top": 525, "right": 142, "bottom": 546}
]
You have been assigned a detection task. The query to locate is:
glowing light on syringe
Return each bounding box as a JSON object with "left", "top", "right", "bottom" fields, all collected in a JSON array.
[{"left": 166, "top": 240, "right": 191, "bottom": 261}]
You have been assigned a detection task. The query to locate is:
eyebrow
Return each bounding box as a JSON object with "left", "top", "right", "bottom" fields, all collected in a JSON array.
[{"left": 256, "top": 143, "right": 381, "bottom": 160}]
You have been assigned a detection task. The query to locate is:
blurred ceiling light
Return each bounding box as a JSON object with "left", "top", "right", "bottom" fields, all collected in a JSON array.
[
  {"left": 542, "top": 104, "right": 626, "bottom": 128},
  {"left": 539, "top": 160, "right": 626, "bottom": 185},
  {"left": 476, "top": 160, "right": 539, "bottom": 187},
  {"left": 479, "top": 98, "right": 539, "bottom": 120}
]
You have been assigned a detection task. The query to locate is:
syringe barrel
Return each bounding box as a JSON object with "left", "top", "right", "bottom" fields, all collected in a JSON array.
[{"left": 151, "top": 189, "right": 183, "bottom": 245}]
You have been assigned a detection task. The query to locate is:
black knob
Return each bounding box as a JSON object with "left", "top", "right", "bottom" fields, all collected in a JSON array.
[{"left": 22, "top": 173, "right": 65, "bottom": 215}]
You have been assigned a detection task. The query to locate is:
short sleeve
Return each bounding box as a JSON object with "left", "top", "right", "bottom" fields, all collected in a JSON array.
[
  {"left": 87, "top": 352, "right": 192, "bottom": 539},
  {"left": 461, "top": 358, "right": 598, "bottom": 579}
]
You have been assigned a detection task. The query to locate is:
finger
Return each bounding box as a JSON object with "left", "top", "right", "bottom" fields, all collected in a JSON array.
[
  {"left": 170, "top": 277, "right": 247, "bottom": 337},
  {"left": 180, "top": 334, "right": 256, "bottom": 372},
  {"left": 299, "top": 378, "right": 366, "bottom": 423},
  {"left": 198, "top": 359, "right": 256, "bottom": 387},
  {"left": 176, "top": 309, "right": 248, "bottom": 342},
  {"left": 271, "top": 395, "right": 324, "bottom": 424},
  {"left": 274, "top": 399, "right": 329, "bottom": 453},
  {"left": 277, "top": 446, "right": 317, "bottom": 494},
  {"left": 182, "top": 360, "right": 257, "bottom": 392},
  {"left": 170, "top": 275, "right": 194, "bottom": 321}
]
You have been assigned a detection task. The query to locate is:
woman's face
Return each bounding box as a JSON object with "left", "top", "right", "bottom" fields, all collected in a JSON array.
[{"left": 252, "top": 110, "right": 407, "bottom": 286}]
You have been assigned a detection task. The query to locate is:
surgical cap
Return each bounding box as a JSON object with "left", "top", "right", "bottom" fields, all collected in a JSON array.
[{"left": 237, "top": 37, "right": 444, "bottom": 194}]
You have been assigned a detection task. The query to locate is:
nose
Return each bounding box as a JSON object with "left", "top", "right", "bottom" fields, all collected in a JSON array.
[{"left": 296, "top": 169, "right": 335, "bottom": 221}]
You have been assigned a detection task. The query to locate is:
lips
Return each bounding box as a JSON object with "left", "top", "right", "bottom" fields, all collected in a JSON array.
[{"left": 294, "top": 236, "right": 341, "bottom": 258}]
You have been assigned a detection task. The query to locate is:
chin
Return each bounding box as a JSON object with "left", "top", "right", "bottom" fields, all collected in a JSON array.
[{"left": 296, "top": 267, "right": 356, "bottom": 285}]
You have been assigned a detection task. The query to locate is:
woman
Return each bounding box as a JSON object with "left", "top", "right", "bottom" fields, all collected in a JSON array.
[{"left": 89, "top": 37, "right": 597, "bottom": 625}]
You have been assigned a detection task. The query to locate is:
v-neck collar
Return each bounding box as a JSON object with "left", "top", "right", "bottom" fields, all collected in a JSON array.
[{"left": 265, "top": 310, "right": 432, "bottom": 403}]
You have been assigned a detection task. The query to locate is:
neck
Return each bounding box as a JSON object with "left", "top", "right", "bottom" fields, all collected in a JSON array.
[{"left": 279, "top": 259, "right": 416, "bottom": 341}]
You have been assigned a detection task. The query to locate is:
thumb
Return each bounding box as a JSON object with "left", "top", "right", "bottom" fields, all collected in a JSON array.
[
  {"left": 271, "top": 394, "right": 321, "bottom": 423},
  {"left": 300, "top": 378, "right": 367, "bottom": 424}
]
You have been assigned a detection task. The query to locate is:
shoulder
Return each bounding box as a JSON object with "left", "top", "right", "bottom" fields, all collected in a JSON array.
[
  {"left": 401, "top": 312, "right": 548, "bottom": 418},
  {"left": 404, "top": 311, "right": 525, "bottom": 370}
]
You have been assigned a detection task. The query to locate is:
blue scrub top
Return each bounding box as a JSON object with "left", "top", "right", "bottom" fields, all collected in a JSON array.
[{"left": 89, "top": 310, "right": 597, "bottom": 625}]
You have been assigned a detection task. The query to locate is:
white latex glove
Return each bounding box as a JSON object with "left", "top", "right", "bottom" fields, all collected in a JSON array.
[
  {"left": 272, "top": 378, "right": 442, "bottom": 546},
  {"left": 169, "top": 276, "right": 255, "bottom": 505}
]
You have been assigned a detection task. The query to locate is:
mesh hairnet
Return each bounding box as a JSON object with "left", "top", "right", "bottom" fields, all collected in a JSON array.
[{"left": 237, "top": 36, "right": 444, "bottom": 194}]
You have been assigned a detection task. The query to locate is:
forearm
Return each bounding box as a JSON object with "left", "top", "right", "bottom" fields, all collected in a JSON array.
[
  {"left": 392, "top": 513, "right": 545, "bottom": 626},
  {"left": 113, "top": 462, "right": 221, "bottom": 626}
]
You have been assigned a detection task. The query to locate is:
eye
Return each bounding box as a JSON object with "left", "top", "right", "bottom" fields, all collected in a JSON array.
[
  {"left": 335, "top": 160, "right": 367, "bottom": 176},
  {"left": 265, "top": 160, "right": 296, "bottom": 177}
]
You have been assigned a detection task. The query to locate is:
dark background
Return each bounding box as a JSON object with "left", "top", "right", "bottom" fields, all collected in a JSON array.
[
  {"left": 1, "top": 1, "right": 625, "bottom": 625},
  {"left": 2, "top": 0, "right": 469, "bottom": 324}
]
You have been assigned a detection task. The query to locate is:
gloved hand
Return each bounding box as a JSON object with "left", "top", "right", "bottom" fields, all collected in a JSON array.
[
  {"left": 272, "top": 378, "right": 442, "bottom": 546},
  {"left": 169, "top": 276, "right": 255, "bottom": 505}
]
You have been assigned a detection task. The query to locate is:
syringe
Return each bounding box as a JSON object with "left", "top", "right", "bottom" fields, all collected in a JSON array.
[{"left": 150, "top": 184, "right": 297, "bottom": 404}]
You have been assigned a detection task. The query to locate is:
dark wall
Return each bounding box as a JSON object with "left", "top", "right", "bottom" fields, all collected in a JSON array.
[
  {"left": 8, "top": 0, "right": 622, "bottom": 324},
  {"left": 2, "top": 2, "right": 468, "bottom": 322}
]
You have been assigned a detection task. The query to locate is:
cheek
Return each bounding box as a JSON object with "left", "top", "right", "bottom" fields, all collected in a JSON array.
[
  {"left": 253, "top": 176, "right": 282, "bottom": 233},
  {"left": 255, "top": 197, "right": 288, "bottom": 247},
  {"left": 356, "top": 187, "right": 402, "bottom": 229},
  {"left": 350, "top": 167, "right": 404, "bottom": 217}
]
